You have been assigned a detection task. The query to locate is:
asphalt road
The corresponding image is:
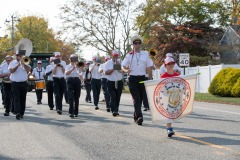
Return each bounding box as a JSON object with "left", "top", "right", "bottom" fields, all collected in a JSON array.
[{"left": 0, "top": 90, "right": 240, "bottom": 160}]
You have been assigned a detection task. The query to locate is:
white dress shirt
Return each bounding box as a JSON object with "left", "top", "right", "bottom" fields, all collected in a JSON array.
[
  {"left": 65, "top": 64, "right": 83, "bottom": 78},
  {"left": 52, "top": 60, "right": 66, "bottom": 78},
  {"left": 89, "top": 63, "right": 101, "bottom": 79},
  {"left": 1, "top": 62, "right": 11, "bottom": 83},
  {"left": 122, "top": 50, "right": 153, "bottom": 76},
  {"left": 99, "top": 63, "right": 107, "bottom": 79},
  {"left": 45, "top": 64, "right": 54, "bottom": 81},
  {"left": 32, "top": 67, "right": 45, "bottom": 80},
  {"left": 8, "top": 60, "right": 29, "bottom": 82},
  {"left": 104, "top": 59, "right": 123, "bottom": 81}
]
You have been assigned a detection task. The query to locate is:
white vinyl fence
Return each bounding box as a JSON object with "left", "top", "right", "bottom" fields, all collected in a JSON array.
[{"left": 153, "top": 64, "right": 240, "bottom": 93}]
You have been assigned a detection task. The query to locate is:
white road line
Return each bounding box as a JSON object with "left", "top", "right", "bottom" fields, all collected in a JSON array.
[{"left": 196, "top": 107, "right": 240, "bottom": 115}]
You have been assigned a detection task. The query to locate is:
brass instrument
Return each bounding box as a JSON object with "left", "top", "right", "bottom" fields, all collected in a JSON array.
[
  {"left": 15, "top": 38, "right": 33, "bottom": 65},
  {"left": 149, "top": 49, "right": 157, "bottom": 60},
  {"left": 77, "top": 61, "right": 84, "bottom": 68},
  {"left": 22, "top": 56, "right": 31, "bottom": 65}
]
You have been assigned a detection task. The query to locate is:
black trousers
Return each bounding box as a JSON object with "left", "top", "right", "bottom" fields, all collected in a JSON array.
[
  {"left": 53, "top": 77, "right": 66, "bottom": 111},
  {"left": 107, "top": 80, "right": 123, "bottom": 113},
  {"left": 3, "top": 82, "right": 13, "bottom": 113},
  {"left": 128, "top": 75, "right": 146, "bottom": 120},
  {"left": 46, "top": 81, "right": 54, "bottom": 109},
  {"left": 64, "top": 80, "right": 68, "bottom": 103},
  {"left": 1, "top": 82, "right": 5, "bottom": 106},
  {"left": 84, "top": 80, "right": 91, "bottom": 102},
  {"left": 67, "top": 77, "right": 81, "bottom": 115},
  {"left": 91, "top": 78, "right": 101, "bottom": 107},
  {"left": 101, "top": 78, "right": 110, "bottom": 109},
  {"left": 36, "top": 89, "right": 43, "bottom": 102},
  {"left": 12, "top": 82, "right": 28, "bottom": 116},
  {"left": 143, "top": 77, "right": 149, "bottom": 109}
]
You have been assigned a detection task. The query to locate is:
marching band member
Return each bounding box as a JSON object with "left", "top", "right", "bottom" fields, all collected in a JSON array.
[
  {"left": 8, "top": 51, "right": 31, "bottom": 120},
  {"left": 0, "top": 55, "right": 13, "bottom": 116},
  {"left": 83, "top": 61, "right": 92, "bottom": 103},
  {"left": 45, "top": 57, "right": 55, "bottom": 110},
  {"left": 89, "top": 55, "right": 102, "bottom": 110},
  {"left": 32, "top": 60, "right": 45, "bottom": 104},
  {"left": 159, "top": 53, "right": 181, "bottom": 76},
  {"left": 105, "top": 50, "right": 123, "bottom": 116},
  {"left": 65, "top": 54, "right": 85, "bottom": 118},
  {"left": 160, "top": 57, "right": 180, "bottom": 137},
  {"left": 122, "top": 35, "right": 153, "bottom": 125},
  {"left": 99, "top": 55, "right": 110, "bottom": 112},
  {"left": 52, "top": 52, "right": 67, "bottom": 115}
]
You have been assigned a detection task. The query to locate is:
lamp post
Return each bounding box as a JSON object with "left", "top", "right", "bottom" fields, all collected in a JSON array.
[{"left": 5, "top": 15, "right": 20, "bottom": 51}]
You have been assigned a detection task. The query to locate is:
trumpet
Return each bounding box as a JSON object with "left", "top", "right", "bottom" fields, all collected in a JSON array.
[
  {"left": 149, "top": 49, "right": 157, "bottom": 59},
  {"left": 22, "top": 56, "right": 31, "bottom": 65},
  {"left": 77, "top": 61, "right": 84, "bottom": 68}
]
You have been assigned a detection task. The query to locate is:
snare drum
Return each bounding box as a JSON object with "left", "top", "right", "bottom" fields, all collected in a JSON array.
[{"left": 35, "top": 80, "right": 45, "bottom": 90}]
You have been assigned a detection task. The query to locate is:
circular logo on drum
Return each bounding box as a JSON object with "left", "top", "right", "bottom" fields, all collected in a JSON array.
[{"left": 153, "top": 77, "right": 191, "bottom": 119}]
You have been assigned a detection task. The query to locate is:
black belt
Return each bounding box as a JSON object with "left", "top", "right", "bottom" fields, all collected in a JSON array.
[
  {"left": 12, "top": 81, "right": 27, "bottom": 83},
  {"left": 53, "top": 77, "right": 64, "bottom": 79},
  {"left": 129, "top": 75, "right": 145, "bottom": 78}
]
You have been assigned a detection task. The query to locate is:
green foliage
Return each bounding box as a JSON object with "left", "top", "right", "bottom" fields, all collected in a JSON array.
[
  {"left": 231, "top": 78, "right": 240, "bottom": 97},
  {"left": 209, "top": 68, "right": 240, "bottom": 97}
]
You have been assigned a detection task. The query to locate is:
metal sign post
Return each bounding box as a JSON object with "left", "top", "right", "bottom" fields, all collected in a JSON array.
[{"left": 179, "top": 53, "right": 190, "bottom": 75}]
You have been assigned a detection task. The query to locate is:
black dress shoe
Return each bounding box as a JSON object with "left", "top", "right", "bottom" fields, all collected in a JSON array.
[
  {"left": 4, "top": 112, "right": 9, "bottom": 116},
  {"left": 57, "top": 110, "right": 62, "bottom": 115},
  {"left": 20, "top": 115, "right": 24, "bottom": 119},
  {"left": 37, "top": 102, "right": 40, "bottom": 105},
  {"left": 50, "top": 108, "right": 53, "bottom": 110},
  {"left": 89, "top": 101, "right": 92, "bottom": 103},
  {"left": 69, "top": 114, "right": 74, "bottom": 118},
  {"left": 74, "top": 114, "right": 78, "bottom": 117},
  {"left": 106, "top": 108, "right": 110, "bottom": 112},
  {"left": 112, "top": 112, "right": 118, "bottom": 117},
  {"left": 95, "top": 106, "right": 99, "bottom": 110},
  {"left": 143, "top": 108, "right": 148, "bottom": 111},
  {"left": 136, "top": 117, "right": 143, "bottom": 125},
  {"left": 16, "top": 114, "right": 21, "bottom": 120}
]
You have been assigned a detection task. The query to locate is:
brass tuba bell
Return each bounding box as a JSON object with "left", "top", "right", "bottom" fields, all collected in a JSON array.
[
  {"left": 149, "top": 49, "right": 157, "bottom": 60},
  {"left": 15, "top": 38, "right": 33, "bottom": 65},
  {"left": 77, "top": 61, "right": 84, "bottom": 68}
]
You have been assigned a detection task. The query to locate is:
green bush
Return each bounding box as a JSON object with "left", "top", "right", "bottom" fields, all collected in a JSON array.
[
  {"left": 208, "top": 68, "right": 240, "bottom": 97},
  {"left": 231, "top": 78, "right": 240, "bottom": 97}
]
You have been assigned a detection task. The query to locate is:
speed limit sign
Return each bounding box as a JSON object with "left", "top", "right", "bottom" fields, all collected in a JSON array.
[{"left": 179, "top": 53, "right": 190, "bottom": 67}]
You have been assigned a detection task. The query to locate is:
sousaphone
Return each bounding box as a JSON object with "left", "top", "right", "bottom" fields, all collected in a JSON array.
[{"left": 15, "top": 38, "right": 33, "bottom": 64}]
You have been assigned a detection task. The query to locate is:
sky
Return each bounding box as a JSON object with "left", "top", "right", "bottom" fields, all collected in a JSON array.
[{"left": 0, "top": 0, "right": 95, "bottom": 60}]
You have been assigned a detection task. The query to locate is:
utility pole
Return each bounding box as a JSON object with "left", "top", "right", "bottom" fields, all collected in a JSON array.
[{"left": 5, "top": 15, "right": 20, "bottom": 51}]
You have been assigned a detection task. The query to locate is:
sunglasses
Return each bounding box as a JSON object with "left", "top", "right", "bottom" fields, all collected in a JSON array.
[
  {"left": 133, "top": 42, "right": 141, "bottom": 45},
  {"left": 166, "top": 62, "right": 175, "bottom": 65}
]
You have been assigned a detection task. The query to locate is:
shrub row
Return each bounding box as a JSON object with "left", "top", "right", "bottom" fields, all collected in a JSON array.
[{"left": 208, "top": 68, "right": 240, "bottom": 97}]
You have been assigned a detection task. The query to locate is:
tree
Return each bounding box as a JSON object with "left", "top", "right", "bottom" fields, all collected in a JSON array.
[
  {"left": 59, "top": 0, "right": 136, "bottom": 58},
  {"left": 134, "top": 0, "right": 228, "bottom": 66}
]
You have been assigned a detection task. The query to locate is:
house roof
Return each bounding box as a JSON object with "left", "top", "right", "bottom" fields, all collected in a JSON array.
[{"left": 230, "top": 25, "right": 240, "bottom": 36}]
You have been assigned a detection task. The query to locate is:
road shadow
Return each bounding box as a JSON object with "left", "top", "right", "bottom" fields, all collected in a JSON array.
[{"left": 188, "top": 113, "right": 240, "bottom": 123}]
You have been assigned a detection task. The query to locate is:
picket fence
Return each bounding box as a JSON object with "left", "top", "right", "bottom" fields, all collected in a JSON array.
[{"left": 152, "top": 64, "right": 240, "bottom": 93}]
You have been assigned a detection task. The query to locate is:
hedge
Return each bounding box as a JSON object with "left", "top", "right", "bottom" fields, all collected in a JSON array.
[{"left": 208, "top": 68, "right": 240, "bottom": 97}]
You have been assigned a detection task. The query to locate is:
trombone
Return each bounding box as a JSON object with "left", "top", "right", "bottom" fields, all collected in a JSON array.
[{"left": 149, "top": 49, "right": 157, "bottom": 60}]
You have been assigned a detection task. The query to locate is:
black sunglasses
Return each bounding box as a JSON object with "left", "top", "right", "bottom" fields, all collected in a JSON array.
[{"left": 133, "top": 42, "right": 141, "bottom": 45}]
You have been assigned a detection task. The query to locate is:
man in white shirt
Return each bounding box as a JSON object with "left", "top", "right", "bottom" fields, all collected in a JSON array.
[
  {"left": 65, "top": 54, "right": 85, "bottom": 118},
  {"left": 89, "top": 55, "right": 102, "bottom": 110},
  {"left": 32, "top": 60, "right": 45, "bottom": 104},
  {"left": 99, "top": 55, "right": 110, "bottom": 112},
  {"left": 45, "top": 57, "right": 55, "bottom": 110},
  {"left": 0, "top": 55, "right": 13, "bottom": 116},
  {"left": 52, "top": 52, "right": 67, "bottom": 115},
  {"left": 83, "top": 62, "right": 92, "bottom": 103},
  {"left": 122, "top": 35, "right": 153, "bottom": 125},
  {"left": 8, "top": 51, "right": 31, "bottom": 120},
  {"left": 105, "top": 50, "right": 123, "bottom": 116}
]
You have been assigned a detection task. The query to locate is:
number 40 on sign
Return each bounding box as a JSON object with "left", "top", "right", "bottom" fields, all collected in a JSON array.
[{"left": 179, "top": 53, "right": 190, "bottom": 67}]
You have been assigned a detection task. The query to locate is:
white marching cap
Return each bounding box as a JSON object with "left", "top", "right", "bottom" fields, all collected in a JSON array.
[
  {"left": 37, "top": 60, "right": 42, "bottom": 64},
  {"left": 130, "top": 35, "right": 143, "bottom": 44},
  {"left": 50, "top": 57, "right": 55, "bottom": 61},
  {"left": 54, "top": 52, "right": 61, "bottom": 57},
  {"left": 166, "top": 53, "right": 173, "bottom": 58},
  {"left": 111, "top": 50, "right": 120, "bottom": 56},
  {"left": 164, "top": 57, "right": 175, "bottom": 65}
]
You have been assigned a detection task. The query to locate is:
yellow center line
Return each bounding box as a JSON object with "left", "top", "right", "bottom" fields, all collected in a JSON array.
[{"left": 176, "top": 133, "right": 233, "bottom": 151}]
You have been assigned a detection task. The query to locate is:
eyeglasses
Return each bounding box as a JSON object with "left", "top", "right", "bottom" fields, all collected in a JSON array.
[{"left": 133, "top": 42, "right": 141, "bottom": 45}]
